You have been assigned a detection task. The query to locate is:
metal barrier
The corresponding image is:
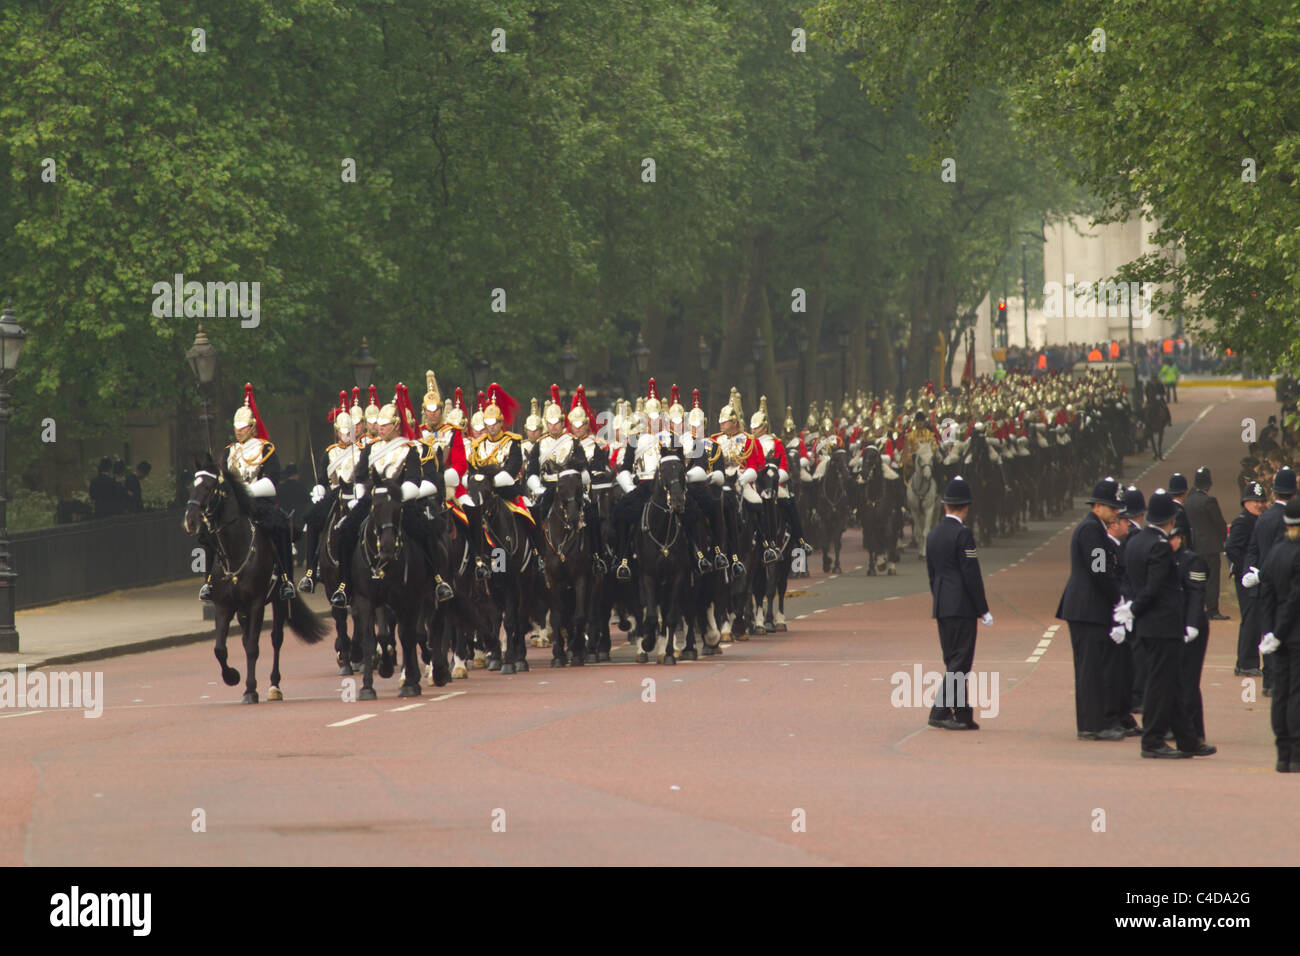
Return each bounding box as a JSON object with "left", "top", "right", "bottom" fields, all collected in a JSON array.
[{"left": 12, "top": 509, "right": 193, "bottom": 609}]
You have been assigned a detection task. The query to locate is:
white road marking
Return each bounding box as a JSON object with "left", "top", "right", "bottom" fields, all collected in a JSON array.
[
  {"left": 1026, "top": 655, "right": 1041, "bottom": 663},
  {"left": 429, "top": 691, "right": 467, "bottom": 702},
  {"left": 327, "top": 713, "right": 376, "bottom": 727},
  {"left": 1047, "top": 625, "right": 1060, "bottom": 633},
  {"left": 388, "top": 703, "right": 425, "bottom": 712},
  {"left": 0, "top": 710, "right": 44, "bottom": 720}
]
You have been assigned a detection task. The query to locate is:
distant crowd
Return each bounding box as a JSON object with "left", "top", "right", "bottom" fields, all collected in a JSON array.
[
  {"left": 85, "top": 457, "right": 151, "bottom": 520},
  {"left": 1002, "top": 339, "right": 1233, "bottom": 378}
]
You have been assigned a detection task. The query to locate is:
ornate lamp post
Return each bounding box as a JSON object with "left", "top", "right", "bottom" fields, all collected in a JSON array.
[
  {"left": 560, "top": 340, "right": 578, "bottom": 387},
  {"left": 468, "top": 352, "right": 491, "bottom": 398},
  {"left": 697, "top": 335, "right": 711, "bottom": 415},
  {"left": 751, "top": 334, "right": 765, "bottom": 403},
  {"left": 185, "top": 325, "right": 219, "bottom": 454},
  {"left": 350, "top": 338, "right": 377, "bottom": 391},
  {"left": 796, "top": 331, "right": 809, "bottom": 417},
  {"left": 0, "top": 299, "right": 28, "bottom": 651},
  {"left": 836, "top": 327, "right": 849, "bottom": 400}
]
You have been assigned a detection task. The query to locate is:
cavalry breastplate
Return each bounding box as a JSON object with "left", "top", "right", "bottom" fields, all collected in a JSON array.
[
  {"left": 470, "top": 433, "right": 515, "bottom": 469},
  {"left": 633, "top": 436, "right": 661, "bottom": 479},
  {"left": 578, "top": 435, "right": 603, "bottom": 461},
  {"left": 538, "top": 433, "right": 575, "bottom": 473},
  {"left": 227, "top": 438, "right": 271, "bottom": 483},
  {"left": 757, "top": 433, "right": 776, "bottom": 458},
  {"left": 715, "top": 433, "right": 748, "bottom": 469},
  {"left": 327, "top": 442, "right": 361, "bottom": 483},
  {"left": 368, "top": 438, "right": 412, "bottom": 479}
]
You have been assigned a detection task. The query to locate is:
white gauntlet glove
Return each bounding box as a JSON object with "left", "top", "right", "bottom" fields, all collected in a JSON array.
[
  {"left": 1242, "top": 567, "right": 1260, "bottom": 589},
  {"left": 492, "top": 470, "right": 513, "bottom": 489},
  {"left": 980, "top": 612, "right": 993, "bottom": 626},
  {"left": 1184, "top": 625, "right": 1198, "bottom": 643},
  {"left": 527, "top": 474, "right": 544, "bottom": 496},
  {"left": 616, "top": 471, "right": 636, "bottom": 494},
  {"left": 1109, "top": 625, "right": 1127, "bottom": 644},
  {"left": 1112, "top": 600, "right": 1135, "bottom": 629},
  {"left": 310, "top": 484, "right": 326, "bottom": 504},
  {"left": 1260, "top": 632, "right": 1280, "bottom": 655}
]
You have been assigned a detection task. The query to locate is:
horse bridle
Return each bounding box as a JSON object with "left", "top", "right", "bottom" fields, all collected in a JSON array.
[
  {"left": 364, "top": 489, "right": 404, "bottom": 580},
  {"left": 643, "top": 462, "right": 683, "bottom": 557},
  {"left": 543, "top": 476, "right": 584, "bottom": 563},
  {"left": 187, "top": 470, "right": 257, "bottom": 586}
]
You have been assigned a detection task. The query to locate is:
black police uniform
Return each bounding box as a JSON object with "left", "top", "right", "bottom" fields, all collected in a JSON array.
[
  {"left": 1185, "top": 477, "right": 1228, "bottom": 616},
  {"left": 925, "top": 482, "right": 988, "bottom": 728},
  {"left": 1057, "top": 510, "right": 1122, "bottom": 736},
  {"left": 1127, "top": 523, "right": 1198, "bottom": 755},
  {"left": 1258, "top": 529, "right": 1300, "bottom": 769},
  {"left": 1174, "top": 547, "right": 1210, "bottom": 743},
  {"left": 1227, "top": 489, "right": 1263, "bottom": 673},
  {"left": 1247, "top": 493, "right": 1291, "bottom": 692}
]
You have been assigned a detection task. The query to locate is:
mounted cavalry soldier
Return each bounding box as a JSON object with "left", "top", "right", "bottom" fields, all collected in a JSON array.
[
  {"left": 198, "top": 383, "right": 297, "bottom": 602},
  {"left": 684, "top": 389, "right": 730, "bottom": 572},
  {"left": 750, "top": 395, "right": 811, "bottom": 557},
  {"left": 526, "top": 384, "right": 604, "bottom": 572},
  {"left": 298, "top": 391, "right": 363, "bottom": 594},
  {"left": 521, "top": 397, "right": 544, "bottom": 466},
  {"left": 711, "top": 387, "right": 772, "bottom": 564},
  {"left": 362, "top": 385, "right": 381, "bottom": 444},
  {"left": 330, "top": 388, "right": 444, "bottom": 608},
  {"left": 465, "top": 383, "right": 544, "bottom": 572},
  {"left": 567, "top": 385, "right": 611, "bottom": 570},
  {"left": 613, "top": 379, "right": 676, "bottom": 579}
]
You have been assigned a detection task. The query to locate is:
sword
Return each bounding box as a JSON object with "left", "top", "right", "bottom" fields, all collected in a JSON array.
[{"left": 308, "top": 423, "right": 320, "bottom": 489}]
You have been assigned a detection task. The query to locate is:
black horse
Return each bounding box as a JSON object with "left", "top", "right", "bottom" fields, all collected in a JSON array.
[
  {"left": 540, "top": 470, "right": 592, "bottom": 667},
  {"left": 752, "top": 462, "right": 792, "bottom": 631},
  {"left": 1142, "top": 380, "right": 1172, "bottom": 459},
  {"left": 466, "top": 473, "right": 540, "bottom": 675},
  {"left": 816, "top": 447, "right": 852, "bottom": 573},
  {"left": 184, "top": 456, "right": 327, "bottom": 703},
  {"left": 858, "top": 446, "right": 895, "bottom": 575},
  {"left": 634, "top": 455, "right": 688, "bottom": 664},
  {"left": 314, "top": 493, "right": 364, "bottom": 675}
]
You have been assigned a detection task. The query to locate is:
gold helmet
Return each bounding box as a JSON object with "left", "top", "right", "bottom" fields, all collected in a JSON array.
[
  {"left": 821, "top": 416, "right": 835, "bottom": 436},
  {"left": 750, "top": 395, "right": 770, "bottom": 432},
  {"left": 783, "top": 405, "right": 797, "bottom": 440},
  {"left": 568, "top": 385, "right": 593, "bottom": 430},
  {"left": 687, "top": 389, "right": 707, "bottom": 431},
  {"left": 611, "top": 398, "right": 627, "bottom": 442},
  {"left": 349, "top": 387, "right": 365, "bottom": 426},
  {"left": 232, "top": 383, "right": 266, "bottom": 438},
  {"left": 805, "top": 402, "right": 818, "bottom": 431},
  {"left": 524, "top": 396, "right": 543, "bottom": 433},
  {"left": 644, "top": 378, "right": 663, "bottom": 419},
  {"left": 719, "top": 386, "right": 743, "bottom": 426},
  {"left": 543, "top": 384, "right": 564, "bottom": 425},
  {"left": 376, "top": 398, "right": 400, "bottom": 428},
  {"left": 841, "top": 397, "right": 853, "bottom": 419},
  {"left": 333, "top": 390, "right": 354, "bottom": 441},
  {"left": 628, "top": 396, "right": 647, "bottom": 435},
  {"left": 423, "top": 370, "right": 442, "bottom": 413},
  {"left": 364, "top": 385, "right": 381, "bottom": 429},
  {"left": 667, "top": 384, "right": 685, "bottom": 425},
  {"left": 443, "top": 397, "right": 453, "bottom": 422},
  {"left": 445, "top": 388, "right": 466, "bottom": 428}
]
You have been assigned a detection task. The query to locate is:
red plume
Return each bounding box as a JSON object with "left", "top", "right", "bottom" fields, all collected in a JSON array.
[
  {"left": 328, "top": 408, "right": 338, "bottom": 424},
  {"left": 550, "top": 384, "right": 561, "bottom": 409},
  {"left": 487, "top": 382, "right": 518, "bottom": 427},
  {"left": 351, "top": 387, "right": 361, "bottom": 410},
  {"left": 453, "top": 386, "right": 465, "bottom": 413},
  {"left": 401, "top": 384, "right": 420, "bottom": 439},
  {"left": 243, "top": 383, "right": 269, "bottom": 440},
  {"left": 647, "top": 377, "right": 658, "bottom": 401},
  {"left": 670, "top": 384, "right": 681, "bottom": 408},
  {"left": 691, "top": 388, "right": 700, "bottom": 409},
  {"left": 338, "top": 391, "right": 348, "bottom": 415},
  {"left": 476, "top": 391, "right": 486, "bottom": 413},
  {"left": 368, "top": 385, "right": 378, "bottom": 409},
  {"left": 571, "top": 384, "right": 596, "bottom": 427}
]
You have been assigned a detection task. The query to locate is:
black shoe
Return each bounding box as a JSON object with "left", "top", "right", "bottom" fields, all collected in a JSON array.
[
  {"left": 1209, "top": 613, "right": 1230, "bottom": 621},
  {"left": 1142, "top": 745, "right": 1193, "bottom": 759},
  {"left": 928, "top": 718, "right": 950, "bottom": 729},
  {"left": 1278, "top": 760, "right": 1291, "bottom": 773},
  {"left": 697, "top": 552, "right": 712, "bottom": 574},
  {"left": 1235, "top": 667, "right": 1263, "bottom": 676},
  {"left": 1289, "top": 762, "right": 1300, "bottom": 773},
  {"left": 475, "top": 559, "right": 490, "bottom": 581},
  {"left": 1264, "top": 685, "right": 1274, "bottom": 697},
  {"left": 1122, "top": 725, "right": 1143, "bottom": 738},
  {"left": 732, "top": 557, "right": 746, "bottom": 576},
  {"left": 714, "top": 550, "right": 729, "bottom": 570},
  {"left": 330, "top": 585, "right": 348, "bottom": 609},
  {"left": 1183, "top": 743, "right": 1217, "bottom": 756},
  {"left": 297, "top": 573, "right": 315, "bottom": 593},
  {"left": 199, "top": 581, "right": 213, "bottom": 601},
  {"left": 435, "top": 579, "right": 453, "bottom": 603},
  {"left": 1096, "top": 728, "right": 1125, "bottom": 741},
  {"left": 941, "top": 718, "right": 979, "bottom": 730},
  {"left": 616, "top": 559, "right": 631, "bottom": 581},
  {"left": 762, "top": 547, "right": 779, "bottom": 565},
  {"left": 1077, "top": 731, "right": 1100, "bottom": 740}
]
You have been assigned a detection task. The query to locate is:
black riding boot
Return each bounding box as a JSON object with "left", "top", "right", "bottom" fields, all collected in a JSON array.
[
  {"left": 614, "top": 505, "right": 633, "bottom": 581},
  {"left": 465, "top": 505, "right": 491, "bottom": 579},
  {"left": 331, "top": 511, "right": 362, "bottom": 608},
  {"left": 751, "top": 503, "right": 778, "bottom": 564},
  {"left": 198, "top": 542, "right": 215, "bottom": 600},
  {"left": 274, "top": 527, "right": 296, "bottom": 599},
  {"left": 724, "top": 493, "right": 745, "bottom": 575},
  {"left": 781, "top": 497, "right": 810, "bottom": 555},
  {"left": 298, "top": 523, "right": 320, "bottom": 592},
  {"left": 586, "top": 502, "right": 607, "bottom": 575}
]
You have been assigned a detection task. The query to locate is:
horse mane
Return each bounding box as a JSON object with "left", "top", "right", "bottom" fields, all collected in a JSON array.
[{"left": 219, "top": 462, "right": 254, "bottom": 515}]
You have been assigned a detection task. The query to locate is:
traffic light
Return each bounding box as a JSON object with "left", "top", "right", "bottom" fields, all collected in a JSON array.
[{"left": 997, "top": 298, "right": 1007, "bottom": 327}]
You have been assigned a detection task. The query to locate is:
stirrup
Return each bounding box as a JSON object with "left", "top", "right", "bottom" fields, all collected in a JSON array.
[
  {"left": 330, "top": 584, "right": 349, "bottom": 608},
  {"left": 714, "top": 549, "right": 729, "bottom": 570},
  {"left": 297, "top": 571, "right": 315, "bottom": 593},
  {"left": 199, "top": 580, "right": 213, "bottom": 601},
  {"left": 763, "top": 546, "right": 779, "bottom": 565},
  {"left": 593, "top": 554, "right": 608, "bottom": 575},
  {"left": 732, "top": 555, "right": 745, "bottom": 575},
  {"left": 696, "top": 550, "right": 712, "bottom": 574},
  {"left": 280, "top": 576, "right": 297, "bottom": 599},
  {"left": 616, "top": 559, "right": 631, "bottom": 581},
  {"left": 474, "top": 558, "right": 490, "bottom": 580},
  {"left": 435, "top": 577, "right": 453, "bottom": 602}
]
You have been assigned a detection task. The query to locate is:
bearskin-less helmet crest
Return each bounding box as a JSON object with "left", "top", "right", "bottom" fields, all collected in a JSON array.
[
  {"left": 446, "top": 387, "right": 467, "bottom": 428},
  {"left": 644, "top": 378, "right": 662, "bottom": 418},
  {"left": 718, "top": 386, "right": 743, "bottom": 426},
  {"left": 667, "top": 384, "right": 684, "bottom": 425},
  {"left": 783, "top": 405, "right": 797, "bottom": 439},
  {"left": 364, "top": 385, "right": 380, "bottom": 426},
  {"left": 687, "top": 388, "right": 706, "bottom": 430},
  {"left": 544, "top": 384, "right": 564, "bottom": 425},
  {"left": 334, "top": 390, "right": 354, "bottom": 441},
  {"left": 233, "top": 383, "right": 268, "bottom": 440},
  {"left": 750, "top": 395, "right": 770, "bottom": 432},
  {"left": 525, "top": 397, "right": 542, "bottom": 433},
  {"left": 423, "top": 370, "right": 441, "bottom": 411}
]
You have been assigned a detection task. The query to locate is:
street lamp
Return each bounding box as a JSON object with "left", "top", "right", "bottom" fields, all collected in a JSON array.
[
  {"left": 751, "top": 334, "right": 765, "bottom": 403},
  {"left": 469, "top": 351, "right": 491, "bottom": 396},
  {"left": 185, "top": 325, "right": 218, "bottom": 454},
  {"left": 350, "top": 338, "right": 377, "bottom": 391},
  {"left": 796, "top": 331, "right": 809, "bottom": 416},
  {"left": 632, "top": 332, "right": 651, "bottom": 379},
  {"left": 697, "top": 335, "right": 711, "bottom": 414},
  {"left": 560, "top": 340, "right": 577, "bottom": 385},
  {"left": 836, "top": 327, "right": 849, "bottom": 399},
  {"left": 0, "top": 298, "right": 28, "bottom": 652}
]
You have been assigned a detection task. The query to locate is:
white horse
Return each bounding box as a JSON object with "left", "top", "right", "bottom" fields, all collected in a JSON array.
[{"left": 906, "top": 441, "right": 939, "bottom": 559}]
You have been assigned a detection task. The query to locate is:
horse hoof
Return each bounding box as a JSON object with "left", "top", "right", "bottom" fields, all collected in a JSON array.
[
  {"left": 358, "top": 687, "right": 378, "bottom": 701},
  {"left": 596, "top": 651, "right": 610, "bottom": 662},
  {"left": 833, "top": 564, "right": 842, "bottom": 574},
  {"left": 268, "top": 686, "right": 284, "bottom": 702},
  {"left": 487, "top": 658, "right": 502, "bottom": 672},
  {"left": 377, "top": 661, "right": 395, "bottom": 680},
  {"left": 500, "top": 663, "right": 516, "bottom": 675},
  {"left": 241, "top": 691, "right": 259, "bottom": 704},
  {"left": 338, "top": 663, "right": 353, "bottom": 677},
  {"left": 433, "top": 672, "right": 450, "bottom": 688},
  {"left": 682, "top": 648, "right": 698, "bottom": 661},
  {"left": 570, "top": 656, "right": 584, "bottom": 667},
  {"left": 398, "top": 684, "right": 421, "bottom": 698},
  {"left": 776, "top": 623, "right": 788, "bottom": 632},
  {"left": 734, "top": 632, "right": 750, "bottom": 642},
  {"left": 617, "top": 618, "right": 631, "bottom": 632},
  {"left": 702, "top": 644, "right": 717, "bottom": 656},
  {"left": 452, "top": 665, "right": 468, "bottom": 679},
  {"left": 661, "top": 654, "right": 675, "bottom": 665},
  {"left": 472, "top": 656, "right": 487, "bottom": 669},
  {"left": 518, "top": 659, "right": 530, "bottom": 672},
  {"left": 636, "top": 652, "right": 648, "bottom": 664},
  {"left": 222, "top": 668, "right": 241, "bottom": 687}
]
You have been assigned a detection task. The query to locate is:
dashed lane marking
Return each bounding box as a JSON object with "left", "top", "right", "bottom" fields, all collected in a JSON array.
[
  {"left": 429, "top": 691, "right": 467, "bottom": 702},
  {"left": 0, "top": 710, "right": 45, "bottom": 720},
  {"left": 388, "top": 703, "right": 425, "bottom": 712},
  {"left": 327, "top": 713, "right": 376, "bottom": 727}
]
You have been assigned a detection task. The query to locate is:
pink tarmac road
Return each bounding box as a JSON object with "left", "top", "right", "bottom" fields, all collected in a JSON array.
[{"left": 0, "top": 385, "right": 1289, "bottom": 866}]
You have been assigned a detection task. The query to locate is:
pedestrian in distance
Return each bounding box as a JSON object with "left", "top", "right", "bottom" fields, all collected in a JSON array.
[{"left": 925, "top": 475, "right": 991, "bottom": 731}]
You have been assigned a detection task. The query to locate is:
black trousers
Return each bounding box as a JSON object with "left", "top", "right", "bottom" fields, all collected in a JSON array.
[
  {"left": 1179, "top": 626, "right": 1208, "bottom": 741},
  {"left": 1131, "top": 634, "right": 1148, "bottom": 712},
  {"left": 1101, "top": 631, "right": 1138, "bottom": 731},
  {"left": 1235, "top": 581, "right": 1261, "bottom": 672},
  {"left": 1068, "top": 622, "right": 1108, "bottom": 733},
  {"left": 1270, "top": 639, "right": 1300, "bottom": 764},
  {"left": 930, "top": 616, "right": 977, "bottom": 724},
  {"left": 1141, "top": 637, "right": 1198, "bottom": 752},
  {"left": 1204, "top": 552, "right": 1222, "bottom": 615}
]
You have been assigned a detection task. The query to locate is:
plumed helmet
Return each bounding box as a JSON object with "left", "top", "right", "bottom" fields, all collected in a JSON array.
[
  {"left": 423, "top": 370, "right": 441, "bottom": 411},
  {"left": 667, "top": 384, "right": 684, "bottom": 424},
  {"left": 783, "top": 405, "right": 797, "bottom": 439},
  {"left": 544, "top": 384, "right": 564, "bottom": 424},
  {"left": 525, "top": 397, "right": 543, "bottom": 433},
  {"left": 687, "top": 389, "right": 707, "bottom": 429},
  {"left": 718, "top": 386, "right": 742, "bottom": 425},
  {"left": 350, "top": 387, "right": 364, "bottom": 424},
  {"left": 483, "top": 383, "right": 517, "bottom": 427},
  {"left": 750, "top": 395, "right": 770, "bottom": 432},
  {"left": 446, "top": 388, "right": 467, "bottom": 428},
  {"left": 568, "top": 385, "right": 595, "bottom": 430},
  {"left": 232, "top": 383, "right": 268, "bottom": 439},
  {"left": 644, "top": 378, "right": 662, "bottom": 418},
  {"left": 365, "top": 385, "right": 380, "bottom": 426},
  {"left": 628, "top": 397, "right": 646, "bottom": 434}
]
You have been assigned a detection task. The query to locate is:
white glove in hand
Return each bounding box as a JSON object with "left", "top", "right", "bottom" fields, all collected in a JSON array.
[
  {"left": 980, "top": 612, "right": 994, "bottom": 626},
  {"left": 1260, "top": 632, "right": 1280, "bottom": 655},
  {"left": 1109, "top": 624, "right": 1127, "bottom": 644},
  {"left": 347, "top": 498, "right": 359, "bottom": 510},
  {"left": 310, "top": 484, "right": 326, "bottom": 503},
  {"left": 527, "top": 475, "right": 544, "bottom": 496},
  {"left": 1242, "top": 567, "right": 1260, "bottom": 589},
  {"left": 1184, "top": 625, "right": 1198, "bottom": 643},
  {"left": 1112, "top": 601, "right": 1135, "bottom": 627}
]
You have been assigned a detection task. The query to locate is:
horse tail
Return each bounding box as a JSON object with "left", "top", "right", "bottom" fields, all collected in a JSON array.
[{"left": 286, "top": 593, "right": 328, "bottom": 644}]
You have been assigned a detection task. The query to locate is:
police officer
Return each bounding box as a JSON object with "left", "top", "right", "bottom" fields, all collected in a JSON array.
[
  {"left": 1185, "top": 467, "right": 1229, "bottom": 620},
  {"left": 925, "top": 475, "right": 992, "bottom": 731},
  {"left": 1119, "top": 486, "right": 1148, "bottom": 713},
  {"left": 1241, "top": 466, "right": 1297, "bottom": 695},
  {"left": 1257, "top": 497, "right": 1300, "bottom": 772},
  {"left": 1170, "top": 523, "right": 1215, "bottom": 754},
  {"left": 1167, "top": 472, "right": 1195, "bottom": 551},
  {"left": 1228, "top": 480, "right": 1268, "bottom": 677},
  {"left": 1057, "top": 477, "right": 1129, "bottom": 741},
  {"left": 1122, "top": 489, "right": 1212, "bottom": 758}
]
